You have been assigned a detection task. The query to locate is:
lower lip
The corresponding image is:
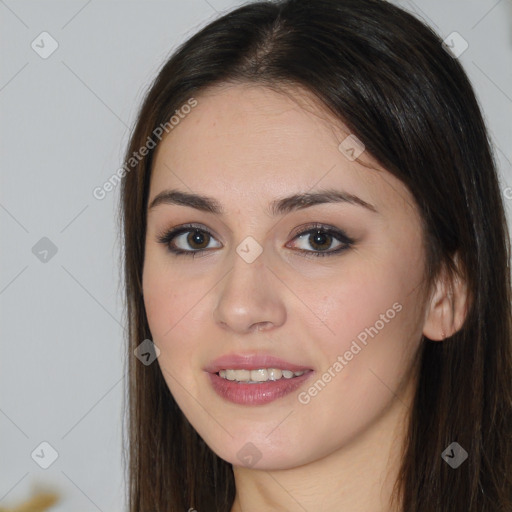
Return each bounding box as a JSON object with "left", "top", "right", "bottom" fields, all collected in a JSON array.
[{"left": 207, "top": 371, "right": 314, "bottom": 405}]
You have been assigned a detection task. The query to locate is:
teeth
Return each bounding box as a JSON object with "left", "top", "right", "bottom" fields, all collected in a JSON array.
[
  {"left": 267, "top": 368, "right": 282, "bottom": 381},
  {"left": 251, "top": 369, "right": 270, "bottom": 382},
  {"left": 218, "top": 368, "right": 307, "bottom": 383}
]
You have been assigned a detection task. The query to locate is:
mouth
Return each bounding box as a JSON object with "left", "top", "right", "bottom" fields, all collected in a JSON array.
[{"left": 204, "top": 353, "right": 314, "bottom": 405}]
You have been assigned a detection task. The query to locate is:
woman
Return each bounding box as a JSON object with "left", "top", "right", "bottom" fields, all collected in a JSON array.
[{"left": 119, "top": 0, "right": 512, "bottom": 510}]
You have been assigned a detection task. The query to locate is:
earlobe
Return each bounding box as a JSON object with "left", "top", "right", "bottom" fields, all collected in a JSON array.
[{"left": 422, "top": 255, "right": 468, "bottom": 342}]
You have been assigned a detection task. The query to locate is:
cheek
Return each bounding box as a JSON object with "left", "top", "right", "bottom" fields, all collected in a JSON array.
[
  {"left": 143, "top": 246, "right": 193, "bottom": 329},
  {"left": 302, "top": 257, "right": 420, "bottom": 341},
  {"left": 142, "top": 260, "right": 209, "bottom": 410},
  {"left": 320, "top": 277, "right": 407, "bottom": 344},
  {"left": 142, "top": 256, "right": 206, "bottom": 360},
  {"left": 288, "top": 259, "right": 424, "bottom": 444},
  {"left": 296, "top": 243, "right": 426, "bottom": 388}
]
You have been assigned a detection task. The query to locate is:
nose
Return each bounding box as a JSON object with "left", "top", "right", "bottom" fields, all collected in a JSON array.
[{"left": 212, "top": 252, "right": 286, "bottom": 334}]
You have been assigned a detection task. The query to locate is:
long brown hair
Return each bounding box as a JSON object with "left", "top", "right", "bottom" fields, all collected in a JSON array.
[{"left": 119, "top": 0, "right": 512, "bottom": 510}]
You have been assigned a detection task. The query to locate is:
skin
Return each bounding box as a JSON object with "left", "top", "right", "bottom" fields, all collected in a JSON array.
[{"left": 142, "top": 83, "right": 466, "bottom": 512}]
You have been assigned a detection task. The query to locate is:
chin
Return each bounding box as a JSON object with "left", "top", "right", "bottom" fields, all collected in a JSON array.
[{"left": 201, "top": 430, "right": 313, "bottom": 470}]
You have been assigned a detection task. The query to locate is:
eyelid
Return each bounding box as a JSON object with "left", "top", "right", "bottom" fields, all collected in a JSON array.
[
  {"left": 285, "top": 222, "right": 354, "bottom": 255},
  {"left": 156, "top": 223, "right": 220, "bottom": 249},
  {"left": 287, "top": 222, "right": 353, "bottom": 242}
]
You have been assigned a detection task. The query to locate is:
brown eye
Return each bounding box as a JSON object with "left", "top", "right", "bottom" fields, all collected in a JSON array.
[
  {"left": 186, "top": 230, "right": 210, "bottom": 250},
  {"left": 157, "top": 224, "right": 222, "bottom": 255},
  {"left": 307, "top": 230, "right": 334, "bottom": 251},
  {"left": 286, "top": 224, "right": 354, "bottom": 258}
]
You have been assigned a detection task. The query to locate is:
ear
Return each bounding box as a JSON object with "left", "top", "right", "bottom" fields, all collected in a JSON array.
[{"left": 422, "top": 253, "right": 469, "bottom": 341}]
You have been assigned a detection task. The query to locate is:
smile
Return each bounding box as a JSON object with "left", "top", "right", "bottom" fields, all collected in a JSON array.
[
  {"left": 205, "top": 353, "right": 314, "bottom": 405},
  {"left": 218, "top": 368, "right": 308, "bottom": 382},
  {"left": 208, "top": 370, "right": 314, "bottom": 405}
]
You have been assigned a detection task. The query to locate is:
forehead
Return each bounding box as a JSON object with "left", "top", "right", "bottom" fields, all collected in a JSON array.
[{"left": 150, "top": 84, "right": 415, "bottom": 217}]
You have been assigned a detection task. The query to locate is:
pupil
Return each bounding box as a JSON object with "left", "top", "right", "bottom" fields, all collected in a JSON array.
[{"left": 188, "top": 230, "right": 209, "bottom": 249}]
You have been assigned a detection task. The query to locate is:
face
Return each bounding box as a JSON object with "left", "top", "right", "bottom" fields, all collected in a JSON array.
[{"left": 142, "top": 84, "right": 428, "bottom": 470}]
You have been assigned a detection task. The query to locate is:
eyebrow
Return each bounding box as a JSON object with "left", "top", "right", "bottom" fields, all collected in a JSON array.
[{"left": 148, "top": 188, "right": 378, "bottom": 215}]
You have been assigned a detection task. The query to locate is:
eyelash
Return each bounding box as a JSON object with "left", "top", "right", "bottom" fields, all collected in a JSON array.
[{"left": 156, "top": 222, "right": 354, "bottom": 259}]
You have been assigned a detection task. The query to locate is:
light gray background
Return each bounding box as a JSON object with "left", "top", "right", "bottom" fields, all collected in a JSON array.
[{"left": 1, "top": 0, "right": 511, "bottom": 510}]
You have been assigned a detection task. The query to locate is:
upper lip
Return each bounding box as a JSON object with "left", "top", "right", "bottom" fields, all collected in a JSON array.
[{"left": 204, "top": 353, "right": 313, "bottom": 373}]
